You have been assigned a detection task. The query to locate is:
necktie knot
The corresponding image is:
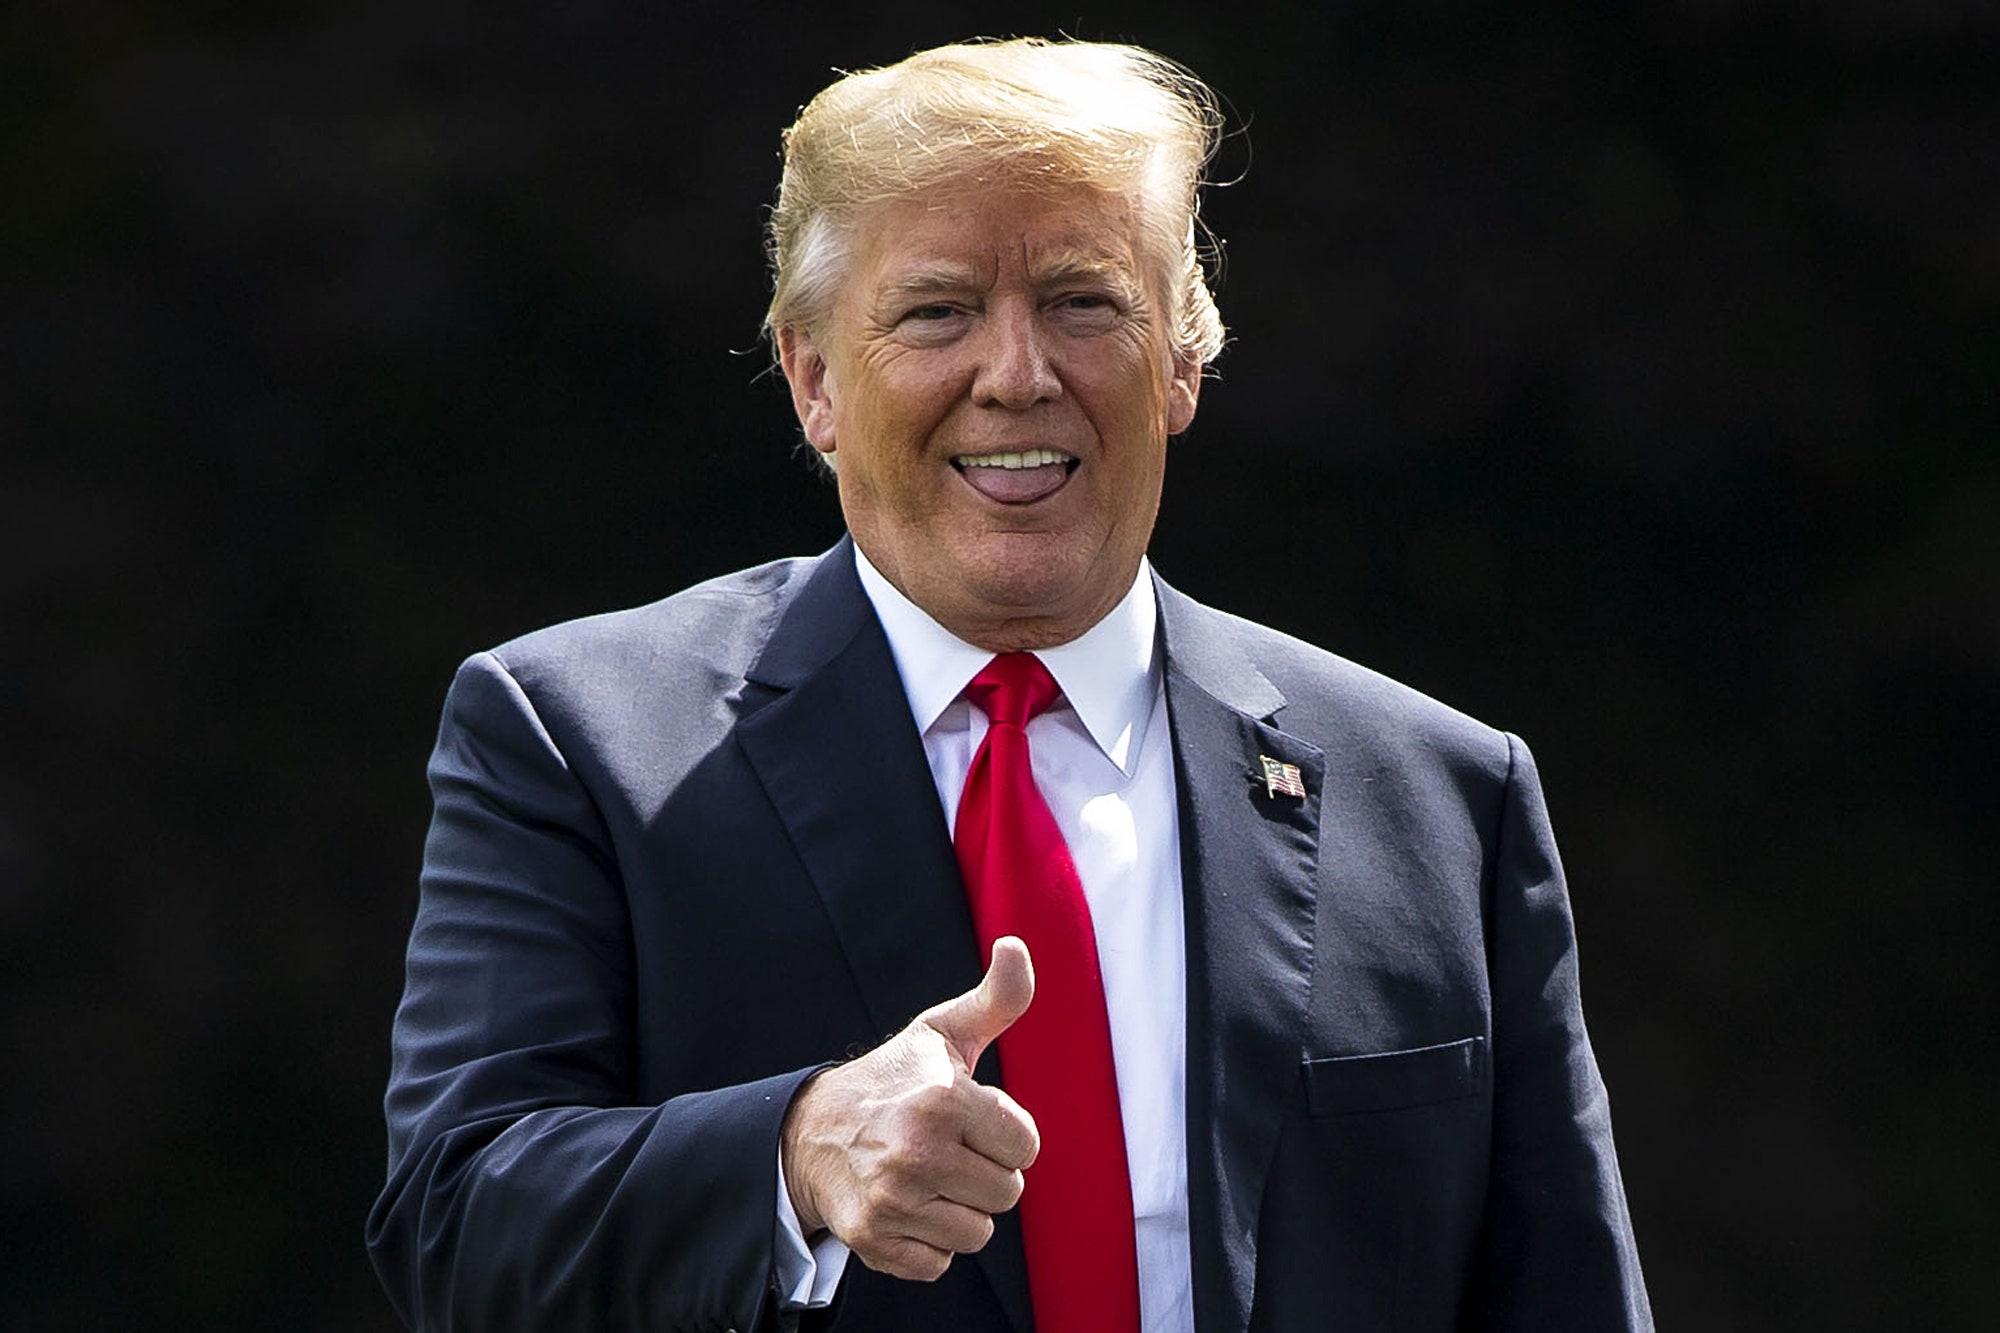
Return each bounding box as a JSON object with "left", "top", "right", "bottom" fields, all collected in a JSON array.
[{"left": 964, "top": 653, "right": 1062, "bottom": 729}]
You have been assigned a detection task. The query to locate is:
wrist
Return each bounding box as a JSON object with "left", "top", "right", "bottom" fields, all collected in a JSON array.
[{"left": 780, "top": 1068, "right": 830, "bottom": 1236}]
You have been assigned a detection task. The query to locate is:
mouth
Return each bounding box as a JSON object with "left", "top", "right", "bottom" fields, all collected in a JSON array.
[{"left": 951, "top": 449, "right": 1079, "bottom": 505}]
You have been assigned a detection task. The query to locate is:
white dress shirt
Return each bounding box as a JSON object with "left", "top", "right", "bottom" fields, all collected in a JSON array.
[{"left": 775, "top": 547, "right": 1193, "bottom": 1333}]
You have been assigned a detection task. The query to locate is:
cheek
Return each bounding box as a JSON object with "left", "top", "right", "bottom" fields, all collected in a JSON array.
[
  {"left": 1086, "top": 367, "right": 1172, "bottom": 438},
  {"left": 858, "top": 360, "right": 959, "bottom": 434}
]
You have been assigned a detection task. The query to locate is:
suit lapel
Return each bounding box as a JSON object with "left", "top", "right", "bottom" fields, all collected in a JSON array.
[
  {"left": 734, "top": 540, "right": 1033, "bottom": 1333},
  {"left": 1157, "top": 578, "right": 1323, "bottom": 1333}
]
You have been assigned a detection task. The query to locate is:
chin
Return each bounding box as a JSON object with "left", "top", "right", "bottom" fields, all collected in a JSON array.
[
  {"left": 968, "top": 558, "right": 1120, "bottom": 633},
  {"left": 961, "top": 536, "right": 1083, "bottom": 594}
]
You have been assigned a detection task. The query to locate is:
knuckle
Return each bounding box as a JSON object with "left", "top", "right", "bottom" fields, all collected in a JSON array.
[
  {"left": 1016, "top": 1118, "right": 1041, "bottom": 1167},
  {"left": 876, "top": 1239, "right": 950, "bottom": 1283},
  {"left": 842, "top": 1213, "right": 887, "bottom": 1256},
  {"left": 860, "top": 1232, "right": 896, "bottom": 1264},
  {"left": 956, "top": 1213, "right": 996, "bottom": 1254},
  {"left": 906, "top": 1080, "right": 958, "bottom": 1124},
  {"left": 857, "top": 1177, "right": 908, "bottom": 1224},
  {"left": 883, "top": 1121, "right": 953, "bottom": 1179}
]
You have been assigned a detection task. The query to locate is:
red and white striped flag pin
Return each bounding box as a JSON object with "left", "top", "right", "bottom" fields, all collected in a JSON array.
[{"left": 1260, "top": 755, "right": 1306, "bottom": 799}]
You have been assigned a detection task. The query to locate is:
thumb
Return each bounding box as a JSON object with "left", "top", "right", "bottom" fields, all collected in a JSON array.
[{"left": 925, "top": 936, "right": 1034, "bottom": 1072}]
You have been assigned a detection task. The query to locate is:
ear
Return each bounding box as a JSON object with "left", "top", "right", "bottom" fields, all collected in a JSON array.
[
  {"left": 1166, "top": 355, "right": 1202, "bottom": 436},
  {"left": 776, "top": 325, "right": 839, "bottom": 456}
]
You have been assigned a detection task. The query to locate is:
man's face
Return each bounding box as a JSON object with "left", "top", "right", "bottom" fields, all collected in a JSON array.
[{"left": 779, "top": 179, "right": 1201, "bottom": 651}]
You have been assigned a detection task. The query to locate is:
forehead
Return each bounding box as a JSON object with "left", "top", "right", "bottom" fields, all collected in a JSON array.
[{"left": 847, "top": 180, "right": 1147, "bottom": 291}]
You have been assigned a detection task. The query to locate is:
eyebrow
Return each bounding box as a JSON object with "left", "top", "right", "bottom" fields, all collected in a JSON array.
[
  {"left": 879, "top": 265, "right": 984, "bottom": 301},
  {"left": 877, "top": 251, "right": 1142, "bottom": 302},
  {"left": 1031, "top": 253, "right": 1143, "bottom": 295}
]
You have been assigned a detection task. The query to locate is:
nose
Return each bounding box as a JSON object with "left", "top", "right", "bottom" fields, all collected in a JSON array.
[{"left": 971, "top": 300, "right": 1060, "bottom": 409}]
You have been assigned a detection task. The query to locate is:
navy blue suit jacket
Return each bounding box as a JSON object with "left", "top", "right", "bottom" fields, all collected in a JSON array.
[{"left": 367, "top": 539, "right": 1650, "bottom": 1332}]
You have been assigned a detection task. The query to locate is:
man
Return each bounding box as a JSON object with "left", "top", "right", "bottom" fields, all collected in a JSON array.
[{"left": 368, "top": 37, "right": 1651, "bottom": 1333}]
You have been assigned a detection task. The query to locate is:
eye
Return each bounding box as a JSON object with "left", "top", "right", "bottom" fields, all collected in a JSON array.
[
  {"left": 1050, "top": 290, "right": 1125, "bottom": 329},
  {"left": 891, "top": 301, "right": 972, "bottom": 345}
]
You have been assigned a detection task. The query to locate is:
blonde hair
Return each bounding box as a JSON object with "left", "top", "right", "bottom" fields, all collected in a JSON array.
[{"left": 764, "top": 38, "right": 1227, "bottom": 366}]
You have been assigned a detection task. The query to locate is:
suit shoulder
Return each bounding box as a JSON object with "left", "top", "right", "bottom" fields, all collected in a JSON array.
[
  {"left": 472, "top": 556, "right": 815, "bottom": 695},
  {"left": 1192, "top": 602, "right": 1513, "bottom": 778}
]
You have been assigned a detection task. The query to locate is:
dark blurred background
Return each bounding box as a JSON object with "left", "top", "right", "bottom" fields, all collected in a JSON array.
[{"left": 3, "top": 1, "right": 1994, "bottom": 1327}]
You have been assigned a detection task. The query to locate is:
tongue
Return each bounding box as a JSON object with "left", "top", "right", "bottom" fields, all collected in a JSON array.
[{"left": 960, "top": 462, "right": 1070, "bottom": 504}]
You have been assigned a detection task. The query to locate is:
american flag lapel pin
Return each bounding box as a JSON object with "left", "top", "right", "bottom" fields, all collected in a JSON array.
[{"left": 1259, "top": 754, "right": 1307, "bottom": 799}]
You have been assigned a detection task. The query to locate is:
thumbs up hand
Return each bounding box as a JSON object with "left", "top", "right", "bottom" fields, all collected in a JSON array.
[{"left": 781, "top": 938, "right": 1041, "bottom": 1282}]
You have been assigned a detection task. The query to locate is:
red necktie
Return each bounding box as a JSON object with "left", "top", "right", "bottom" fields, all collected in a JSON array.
[{"left": 954, "top": 653, "right": 1141, "bottom": 1333}]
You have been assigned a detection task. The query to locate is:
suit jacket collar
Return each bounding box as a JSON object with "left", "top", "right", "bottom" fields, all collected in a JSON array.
[{"left": 737, "top": 535, "right": 992, "bottom": 1061}]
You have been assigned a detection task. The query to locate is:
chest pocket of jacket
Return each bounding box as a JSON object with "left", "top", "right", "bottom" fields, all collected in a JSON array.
[{"left": 1302, "top": 1035, "right": 1485, "bottom": 1117}]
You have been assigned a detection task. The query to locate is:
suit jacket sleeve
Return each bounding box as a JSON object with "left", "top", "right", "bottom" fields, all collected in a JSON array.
[
  {"left": 365, "top": 650, "right": 807, "bottom": 1333},
  {"left": 1473, "top": 733, "right": 1650, "bottom": 1329}
]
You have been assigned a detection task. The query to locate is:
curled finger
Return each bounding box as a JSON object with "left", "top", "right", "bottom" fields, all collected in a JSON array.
[{"left": 958, "top": 1080, "right": 1040, "bottom": 1171}]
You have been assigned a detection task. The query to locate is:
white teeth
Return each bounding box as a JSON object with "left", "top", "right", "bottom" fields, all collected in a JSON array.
[{"left": 955, "top": 449, "right": 1072, "bottom": 469}]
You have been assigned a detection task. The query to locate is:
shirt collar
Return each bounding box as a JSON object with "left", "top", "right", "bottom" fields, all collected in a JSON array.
[{"left": 851, "top": 544, "right": 1161, "bottom": 775}]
